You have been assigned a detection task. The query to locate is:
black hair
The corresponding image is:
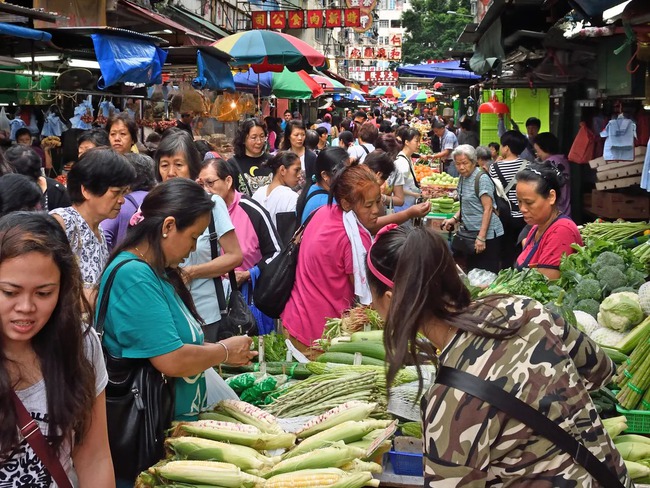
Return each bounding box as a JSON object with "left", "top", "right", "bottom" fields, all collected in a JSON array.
[
  {"left": 0, "top": 174, "right": 41, "bottom": 215},
  {"left": 354, "top": 110, "right": 368, "bottom": 120},
  {"left": 375, "top": 133, "right": 402, "bottom": 159},
  {"left": 77, "top": 128, "right": 110, "bottom": 148},
  {"left": 500, "top": 130, "right": 528, "bottom": 156},
  {"left": 124, "top": 153, "right": 157, "bottom": 192},
  {"left": 67, "top": 147, "right": 136, "bottom": 204},
  {"left": 194, "top": 139, "right": 216, "bottom": 160},
  {"left": 106, "top": 113, "right": 138, "bottom": 145},
  {"left": 369, "top": 227, "right": 522, "bottom": 391},
  {"left": 233, "top": 118, "right": 267, "bottom": 158},
  {"left": 395, "top": 125, "right": 410, "bottom": 143},
  {"left": 0, "top": 212, "right": 95, "bottom": 457},
  {"left": 364, "top": 149, "right": 395, "bottom": 182},
  {"left": 14, "top": 128, "right": 31, "bottom": 141},
  {"left": 534, "top": 132, "right": 560, "bottom": 156},
  {"left": 488, "top": 142, "right": 500, "bottom": 153},
  {"left": 525, "top": 117, "right": 541, "bottom": 129},
  {"left": 280, "top": 120, "right": 307, "bottom": 151},
  {"left": 315, "top": 126, "right": 328, "bottom": 137},
  {"left": 154, "top": 130, "right": 202, "bottom": 181},
  {"left": 379, "top": 121, "right": 393, "bottom": 133},
  {"left": 516, "top": 160, "right": 565, "bottom": 200},
  {"left": 304, "top": 130, "right": 319, "bottom": 152},
  {"left": 401, "top": 127, "right": 420, "bottom": 143},
  {"left": 358, "top": 122, "right": 379, "bottom": 145},
  {"left": 263, "top": 150, "right": 300, "bottom": 175},
  {"left": 338, "top": 131, "right": 354, "bottom": 148},
  {"left": 4, "top": 145, "right": 41, "bottom": 181},
  {"left": 296, "top": 147, "right": 349, "bottom": 219},
  {"left": 109, "top": 179, "right": 214, "bottom": 323},
  {"left": 284, "top": 109, "right": 292, "bottom": 116}
]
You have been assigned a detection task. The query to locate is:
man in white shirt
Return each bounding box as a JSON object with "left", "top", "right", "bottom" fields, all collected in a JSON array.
[{"left": 347, "top": 122, "right": 378, "bottom": 163}]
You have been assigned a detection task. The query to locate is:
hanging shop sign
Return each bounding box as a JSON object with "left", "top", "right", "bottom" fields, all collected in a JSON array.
[
  {"left": 349, "top": 70, "right": 399, "bottom": 86},
  {"left": 345, "top": 0, "right": 376, "bottom": 33},
  {"left": 390, "top": 34, "right": 402, "bottom": 46},
  {"left": 253, "top": 8, "right": 363, "bottom": 29},
  {"left": 347, "top": 46, "right": 401, "bottom": 60}
]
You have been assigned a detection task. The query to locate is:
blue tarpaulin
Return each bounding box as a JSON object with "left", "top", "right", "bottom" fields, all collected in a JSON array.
[
  {"left": 192, "top": 50, "right": 234, "bottom": 92},
  {"left": 91, "top": 33, "right": 167, "bottom": 89},
  {"left": 397, "top": 60, "right": 481, "bottom": 80},
  {"left": 0, "top": 22, "right": 51, "bottom": 42}
]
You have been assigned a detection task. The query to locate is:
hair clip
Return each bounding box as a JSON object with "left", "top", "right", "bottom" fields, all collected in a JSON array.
[{"left": 129, "top": 211, "right": 144, "bottom": 227}]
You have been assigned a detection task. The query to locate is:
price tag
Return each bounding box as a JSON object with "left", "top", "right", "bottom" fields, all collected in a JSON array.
[
  {"left": 258, "top": 336, "right": 265, "bottom": 364},
  {"left": 363, "top": 323, "right": 371, "bottom": 332},
  {"left": 286, "top": 349, "right": 293, "bottom": 362},
  {"left": 353, "top": 352, "right": 363, "bottom": 365}
]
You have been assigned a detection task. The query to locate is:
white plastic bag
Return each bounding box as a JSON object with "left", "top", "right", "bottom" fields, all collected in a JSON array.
[
  {"left": 204, "top": 367, "right": 238, "bottom": 409},
  {"left": 0, "top": 107, "right": 10, "bottom": 134}
]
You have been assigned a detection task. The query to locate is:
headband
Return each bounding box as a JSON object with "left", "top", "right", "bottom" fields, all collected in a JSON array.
[{"left": 366, "top": 224, "right": 399, "bottom": 289}]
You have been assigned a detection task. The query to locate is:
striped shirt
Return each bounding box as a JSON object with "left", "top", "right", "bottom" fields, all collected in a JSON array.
[{"left": 488, "top": 158, "right": 528, "bottom": 219}]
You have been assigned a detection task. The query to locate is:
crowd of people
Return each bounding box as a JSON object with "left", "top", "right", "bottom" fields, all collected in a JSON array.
[{"left": 0, "top": 104, "right": 615, "bottom": 487}]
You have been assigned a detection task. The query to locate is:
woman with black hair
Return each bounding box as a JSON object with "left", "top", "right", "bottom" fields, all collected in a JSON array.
[
  {"left": 0, "top": 174, "right": 42, "bottom": 215},
  {"left": 4, "top": 145, "right": 70, "bottom": 211},
  {"left": 0, "top": 212, "right": 113, "bottom": 487},
  {"left": 394, "top": 127, "right": 421, "bottom": 212},
  {"left": 154, "top": 130, "right": 203, "bottom": 182},
  {"left": 252, "top": 151, "right": 301, "bottom": 244},
  {"left": 97, "top": 179, "right": 254, "bottom": 485},
  {"left": 280, "top": 119, "right": 317, "bottom": 184},
  {"left": 264, "top": 116, "right": 282, "bottom": 152},
  {"left": 366, "top": 225, "right": 630, "bottom": 488},
  {"left": 50, "top": 147, "right": 136, "bottom": 290},
  {"left": 296, "top": 146, "right": 349, "bottom": 224},
  {"left": 77, "top": 128, "right": 110, "bottom": 157},
  {"left": 227, "top": 118, "right": 272, "bottom": 196},
  {"left": 337, "top": 130, "right": 355, "bottom": 151},
  {"left": 106, "top": 113, "right": 138, "bottom": 155},
  {"left": 514, "top": 161, "right": 582, "bottom": 280}
]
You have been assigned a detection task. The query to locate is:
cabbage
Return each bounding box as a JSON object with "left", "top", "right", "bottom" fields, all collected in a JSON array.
[{"left": 597, "top": 292, "right": 644, "bottom": 332}]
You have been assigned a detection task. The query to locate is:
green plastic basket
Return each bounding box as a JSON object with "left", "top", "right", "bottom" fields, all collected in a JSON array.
[{"left": 615, "top": 403, "right": 650, "bottom": 434}]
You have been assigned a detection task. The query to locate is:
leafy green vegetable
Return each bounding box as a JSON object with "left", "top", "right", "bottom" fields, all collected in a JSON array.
[
  {"left": 591, "top": 251, "right": 626, "bottom": 274},
  {"left": 598, "top": 292, "right": 644, "bottom": 332},
  {"left": 575, "top": 298, "right": 601, "bottom": 319},
  {"left": 478, "top": 268, "right": 559, "bottom": 304},
  {"left": 252, "top": 332, "right": 288, "bottom": 362},
  {"left": 597, "top": 266, "right": 628, "bottom": 293},
  {"left": 575, "top": 279, "right": 602, "bottom": 301}
]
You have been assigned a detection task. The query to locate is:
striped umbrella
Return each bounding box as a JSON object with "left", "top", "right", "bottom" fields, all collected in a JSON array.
[
  {"left": 212, "top": 31, "right": 326, "bottom": 73},
  {"left": 310, "top": 74, "right": 346, "bottom": 93},
  {"left": 346, "top": 87, "right": 366, "bottom": 102},
  {"left": 403, "top": 89, "right": 436, "bottom": 103},
  {"left": 233, "top": 68, "right": 324, "bottom": 99},
  {"left": 369, "top": 86, "right": 403, "bottom": 98}
]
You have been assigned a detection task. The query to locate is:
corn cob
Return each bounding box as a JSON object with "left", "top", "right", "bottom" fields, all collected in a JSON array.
[
  {"left": 265, "top": 468, "right": 372, "bottom": 488},
  {"left": 175, "top": 419, "right": 296, "bottom": 450},
  {"left": 262, "top": 443, "right": 362, "bottom": 479},
  {"left": 297, "top": 401, "right": 377, "bottom": 438},
  {"left": 340, "top": 459, "right": 382, "bottom": 474},
  {"left": 166, "top": 436, "right": 277, "bottom": 471},
  {"left": 155, "top": 460, "right": 266, "bottom": 488},
  {"left": 216, "top": 399, "right": 283, "bottom": 433},
  {"left": 284, "top": 420, "right": 392, "bottom": 459},
  {"left": 198, "top": 411, "right": 241, "bottom": 423}
]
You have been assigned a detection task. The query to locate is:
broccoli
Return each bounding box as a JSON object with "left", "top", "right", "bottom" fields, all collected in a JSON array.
[
  {"left": 626, "top": 268, "right": 647, "bottom": 289},
  {"left": 575, "top": 298, "right": 601, "bottom": 319},
  {"left": 575, "top": 279, "right": 602, "bottom": 301},
  {"left": 612, "top": 286, "right": 638, "bottom": 294},
  {"left": 596, "top": 266, "right": 628, "bottom": 293},
  {"left": 591, "top": 251, "right": 626, "bottom": 275}
]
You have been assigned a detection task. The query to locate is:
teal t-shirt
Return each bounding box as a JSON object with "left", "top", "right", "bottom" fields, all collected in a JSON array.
[{"left": 96, "top": 252, "right": 207, "bottom": 420}]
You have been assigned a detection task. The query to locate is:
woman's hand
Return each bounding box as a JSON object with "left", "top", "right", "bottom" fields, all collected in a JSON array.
[
  {"left": 475, "top": 238, "right": 486, "bottom": 254},
  {"left": 441, "top": 218, "right": 456, "bottom": 232},
  {"left": 220, "top": 335, "right": 258, "bottom": 366},
  {"left": 235, "top": 270, "right": 250, "bottom": 285},
  {"left": 407, "top": 201, "right": 431, "bottom": 219}
]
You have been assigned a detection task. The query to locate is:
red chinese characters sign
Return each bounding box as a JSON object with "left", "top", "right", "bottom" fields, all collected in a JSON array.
[
  {"left": 306, "top": 10, "right": 323, "bottom": 28},
  {"left": 252, "top": 9, "right": 365, "bottom": 29},
  {"left": 251, "top": 11, "right": 267, "bottom": 29},
  {"left": 325, "top": 9, "right": 342, "bottom": 27},
  {"left": 269, "top": 11, "right": 286, "bottom": 29},
  {"left": 344, "top": 8, "right": 361, "bottom": 27},
  {"left": 288, "top": 10, "right": 304, "bottom": 29}
]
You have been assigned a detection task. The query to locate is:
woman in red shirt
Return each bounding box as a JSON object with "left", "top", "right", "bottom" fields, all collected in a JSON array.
[{"left": 515, "top": 161, "right": 583, "bottom": 280}]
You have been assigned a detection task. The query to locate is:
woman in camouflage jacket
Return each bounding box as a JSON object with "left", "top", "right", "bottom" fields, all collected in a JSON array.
[{"left": 366, "top": 224, "right": 631, "bottom": 487}]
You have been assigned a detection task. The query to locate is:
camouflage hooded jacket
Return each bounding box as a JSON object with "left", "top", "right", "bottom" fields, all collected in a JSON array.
[{"left": 422, "top": 295, "right": 632, "bottom": 487}]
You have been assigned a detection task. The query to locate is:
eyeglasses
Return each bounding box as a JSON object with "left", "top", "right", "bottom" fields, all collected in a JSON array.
[
  {"left": 247, "top": 135, "right": 267, "bottom": 142},
  {"left": 198, "top": 178, "right": 220, "bottom": 189}
]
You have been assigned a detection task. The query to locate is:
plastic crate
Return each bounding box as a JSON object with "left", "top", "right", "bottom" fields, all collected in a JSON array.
[
  {"left": 388, "top": 450, "right": 423, "bottom": 476},
  {"left": 615, "top": 404, "right": 650, "bottom": 434}
]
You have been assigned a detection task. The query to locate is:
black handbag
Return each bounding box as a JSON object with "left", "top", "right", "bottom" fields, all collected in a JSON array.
[
  {"left": 451, "top": 226, "right": 479, "bottom": 256},
  {"left": 253, "top": 210, "right": 315, "bottom": 319},
  {"left": 94, "top": 258, "right": 175, "bottom": 481},
  {"left": 436, "top": 366, "right": 626, "bottom": 488},
  {"left": 207, "top": 215, "right": 258, "bottom": 342}
]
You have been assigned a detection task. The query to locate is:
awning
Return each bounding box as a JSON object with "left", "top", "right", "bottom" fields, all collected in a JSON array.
[
  {"left": 0, "top": 22, "right": 51, "bottom": 41},
  {"left": 164, "top": 4, "right": 230, "bottom": 40},
  {"left": 397, "top": 60, "right": 481, "bottom": 80},
  {"left": 119, "top": 0, "right": 214, "bottom": 46}
]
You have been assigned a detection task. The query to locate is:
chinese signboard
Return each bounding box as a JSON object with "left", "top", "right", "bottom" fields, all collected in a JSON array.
[
  {"left": 347, "top": 46, "right": 402, "bottom": 60},
  {"left": 345, "top": 0, "right": 376, "bottom": 33},
  {"left": 349, "top": 69, "right": 399, "bottom": 86},
  {"left": 251, "top": 8, "right": 362, "bottom": 29}
]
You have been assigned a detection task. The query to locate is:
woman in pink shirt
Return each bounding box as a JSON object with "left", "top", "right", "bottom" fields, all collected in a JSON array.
[{"left": 281, "top": 164, "right": 382, "bottom": 353}]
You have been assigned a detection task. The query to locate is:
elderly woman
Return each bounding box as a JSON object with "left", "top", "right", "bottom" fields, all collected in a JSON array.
[
  {"left": 106, "top": 113, "right": 138, "bottom": 155},
  {"left": 515, "top": 161, "right": 582, "bottom": 280},
  {"left": 476, "top": 145, "right": 493, "bottom": 170},
  {"left": 442, "top": 144, "right": 503, "bottom": 273},
  {"left": 50, "top": 148, "right": 136, "bottom": 290}
]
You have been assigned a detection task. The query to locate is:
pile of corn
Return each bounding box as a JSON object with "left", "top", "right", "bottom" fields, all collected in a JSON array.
[{"left": 135, "top": 399, "right": 394, "bottom": 488}]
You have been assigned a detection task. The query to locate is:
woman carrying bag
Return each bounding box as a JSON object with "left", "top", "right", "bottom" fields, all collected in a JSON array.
[{"left": 96, "top": 179, "right": 255, "bottom": 486}]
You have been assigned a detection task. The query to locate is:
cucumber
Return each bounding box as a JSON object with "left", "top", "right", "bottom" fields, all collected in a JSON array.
[
  {"left": 350, "top": 330, "right": 384, "bottom": 342},
  {"left": 327, "top": 341, "right": 386, "bottom": 360},
  {"left": 600, "top": 346, "right": 630, "bottom": 364},
  {"left": 315, "top": 352, "right": 385, "bottom": 366},
  {"left": 616, "top": 316, "right": 650, "bottom": 354}
]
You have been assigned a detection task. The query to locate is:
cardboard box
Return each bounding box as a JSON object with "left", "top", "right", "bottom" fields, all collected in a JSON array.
[{"left": 591, "top": 190, "right": 650, "bottom": 219}]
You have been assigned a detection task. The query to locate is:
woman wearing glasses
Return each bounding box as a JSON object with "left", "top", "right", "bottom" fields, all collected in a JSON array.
[
  {"left": 153, "top": 131, "right": 243, "bottom": 341},
  {"left": 227, "top": 119, "right": 273, "bottom": 197}
]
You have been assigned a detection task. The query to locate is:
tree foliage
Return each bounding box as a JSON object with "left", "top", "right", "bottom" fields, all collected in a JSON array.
[{"left": 401, "top": 0, "right": 472, "bottom": 64}]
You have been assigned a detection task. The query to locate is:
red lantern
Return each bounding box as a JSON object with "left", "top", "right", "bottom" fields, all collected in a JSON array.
[{"left": 478, "top": 94, "right": 509, "bottom": 114}]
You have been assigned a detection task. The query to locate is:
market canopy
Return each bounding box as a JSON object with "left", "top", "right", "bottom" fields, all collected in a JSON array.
[
  {"left": 0, "top": 22, "right": 51, "bottom": 42},
  {"left": 233, "top": 68, "right": 324, "bottom": 99},
  {"left": 310, "top": 74, "right": 346, "bottom": 93},
  {"left": 397, "top": 60, "right": 481, "bottom": 80}
]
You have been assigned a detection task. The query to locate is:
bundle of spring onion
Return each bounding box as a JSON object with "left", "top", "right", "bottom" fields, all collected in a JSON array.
[
  {"left": 632, "top": 241, "right": 650, "bottom": 269},
  {"left": 319, "top": 306, "right": 384, "bottom": 348},
  {"left": 615, "top": 326, "right": 650, "bottom": 410},
  {"left": 580, "top": 221, "right": 650, "bottom": 243},
  {"left": 264, "top": 371, "right": 382, "bottom": 418}
]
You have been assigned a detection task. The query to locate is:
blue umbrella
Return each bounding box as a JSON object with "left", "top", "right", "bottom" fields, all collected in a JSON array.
[{"left": 346, "top": 88, "right": 366, "bottom": 102}]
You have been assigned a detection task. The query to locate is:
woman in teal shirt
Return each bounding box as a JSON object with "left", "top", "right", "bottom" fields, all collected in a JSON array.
[{"left": 96, "top": 179, "right": 255, "bottom": 486}]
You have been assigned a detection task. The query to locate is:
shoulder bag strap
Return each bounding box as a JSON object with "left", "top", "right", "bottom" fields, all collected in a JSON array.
[
  {"left": 399, "top": 153, "right": 421, "bottom": 189},
  {"left": 11, "top": 392, "right": 74, "bottom": 488},
  {"left": 361, "top": 144, "right": 370, "bottom": 155},
  {"left": 208, "top": 214, "right": 238, "bottom": 313},
  {"left": 436, "top": 366, "right": 626, "bottom": 488},
  {"left": 304, "top": 188, "right": 328, "bottom": 207},
  {"left": 94, "top": 258, "right": 139, "bottom": 337}
]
